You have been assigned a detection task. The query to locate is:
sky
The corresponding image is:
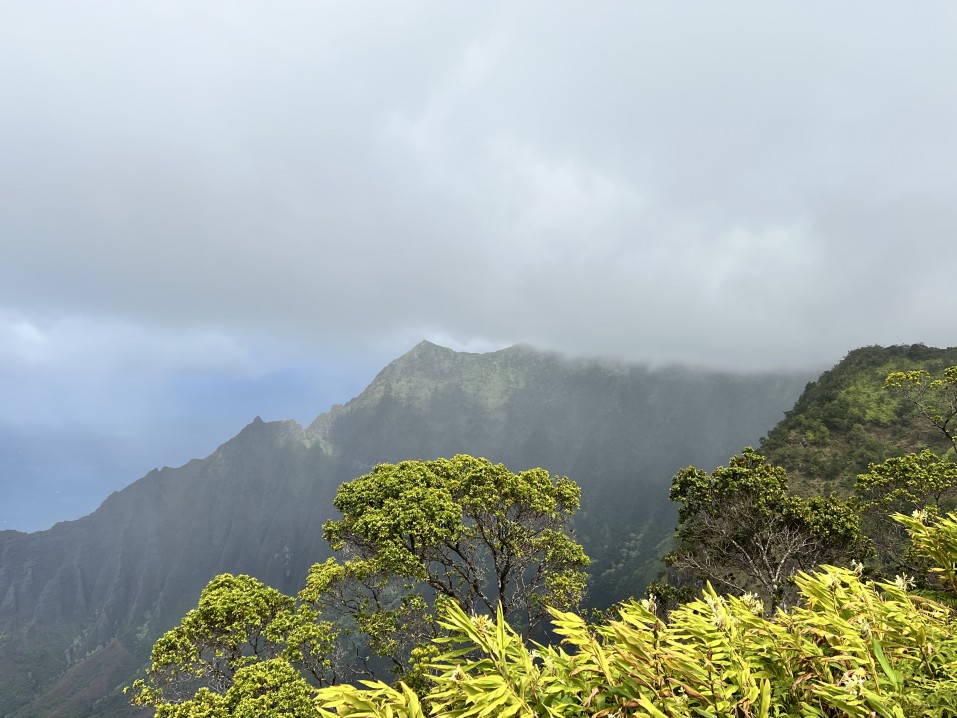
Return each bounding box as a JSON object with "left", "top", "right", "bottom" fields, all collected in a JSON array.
[{"left": 3, "top": 2, "right": 957, "bottom": 531}]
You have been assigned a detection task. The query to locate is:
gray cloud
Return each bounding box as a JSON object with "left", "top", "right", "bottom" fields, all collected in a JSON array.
[{"left": 2, "top": 1, "right": 957, "bottom": 372}]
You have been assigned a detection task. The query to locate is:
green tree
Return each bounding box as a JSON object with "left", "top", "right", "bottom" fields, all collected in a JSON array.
[
  {"left": 667, "top": 447, "right": 865, "bottom": 612},
  {"left": 134, "top": 498, "right": 957, "bottom": 716},
  {"left": 139, "top": 660, "right": 322, "bottom": 718},
  {"left": 310, "top": 455, "right": 589, "bottom": 676},
  {"left": 885, "top": 366, "right": 957, "bottom": 452}
]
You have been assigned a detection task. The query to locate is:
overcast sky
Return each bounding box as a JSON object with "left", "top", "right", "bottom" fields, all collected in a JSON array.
[{"left": 3, "top": 2, "right": 957, "bottom": 530}]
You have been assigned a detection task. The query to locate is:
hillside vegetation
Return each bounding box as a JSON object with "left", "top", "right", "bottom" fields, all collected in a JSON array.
[{"left": 762, "top": 344, "right": 957, "bottom": 496}]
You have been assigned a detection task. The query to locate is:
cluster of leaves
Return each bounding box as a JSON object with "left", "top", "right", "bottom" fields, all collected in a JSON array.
[
  {"left": 138, "top": 569, "right": 957, "bottom": 718},
  {"left": 893, "top": 510, "right": 957, "bottom": 597},
  {"left": 129, "top": 573, "right": 339, "bottom": 713}
]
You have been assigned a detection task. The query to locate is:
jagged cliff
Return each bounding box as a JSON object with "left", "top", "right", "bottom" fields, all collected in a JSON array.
[{"left": 0, "top": 342, "right": 810, "bottom": 717}]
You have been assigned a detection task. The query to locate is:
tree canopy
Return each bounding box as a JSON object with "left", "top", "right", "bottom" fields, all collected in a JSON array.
[
  {"left": 667, "top": 447, "right": 865, "bottom": 612},
  {"left": 855, "top": 449, "right": 957, "bottom": 573},
  {"left": 324, "top": 455, "right": 587, "bottom": 623},
  {"left": 308, "top": 455, "right": 589, "bottom": 677},
  {"left": 130, "top": 573, "right": 338, "bottom": 715}
]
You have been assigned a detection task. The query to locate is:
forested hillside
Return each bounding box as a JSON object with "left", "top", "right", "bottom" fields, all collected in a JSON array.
[{"left": 762, "top": 344, "right": 957, "bottom": 496}]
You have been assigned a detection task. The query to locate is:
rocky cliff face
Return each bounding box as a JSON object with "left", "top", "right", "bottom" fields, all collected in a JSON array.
[{"left": 0, "top": 342, "right": 811, "bottom": 717}]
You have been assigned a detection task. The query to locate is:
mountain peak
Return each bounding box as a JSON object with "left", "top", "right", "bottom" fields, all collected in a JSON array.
[
  {"left": 305, "top": 341, "right": 539, "bottom": 443},
  {"left": 403, "top": 340, "right": 535, "bottom": 360},
  {"left": 404, "top": 339, "right": 456, "bottom": 358},
  {"left": 412, "top": 339, "right": 443, "bottom": 350}
]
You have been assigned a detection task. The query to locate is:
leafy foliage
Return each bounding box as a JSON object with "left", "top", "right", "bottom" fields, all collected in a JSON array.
[
  {"left": 666, "top": 448, "right": 865, "bottom": 611},
  {"left": 135, "top": 659, "right": 322, "bottom": 718},
  {"left": 892, "top": 510, "right": 957, "bottom": 596},
  {"left": 132, "top": 455, "right": 588, "bottom": 711},
  {"left": 133, "top": 462, "right": 957, "bottom": 717},
  {"left": 314, "top": 556, "right": 957, "bottom": 718}
]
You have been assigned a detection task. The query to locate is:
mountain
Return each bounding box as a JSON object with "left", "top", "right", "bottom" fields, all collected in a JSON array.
[
  {"left": 761, "top": 344, "right": 957, "bottom": 496},
  {"left": 0, "top": 341, "right": 810, "bottom": 717}
]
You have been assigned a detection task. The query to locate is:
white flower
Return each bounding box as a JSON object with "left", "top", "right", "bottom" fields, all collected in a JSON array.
[
  {"left": 704, "top": 594, "right": 732, "bottom": 629},
  {"left": 740, "top": 593, "right": 764, "bottom": 616},
  {"left": 894, "top": 574, "right": 916, "bottom": 591},
  {"left": 840, "top": 668, "right": 868, "bottom": 694}
]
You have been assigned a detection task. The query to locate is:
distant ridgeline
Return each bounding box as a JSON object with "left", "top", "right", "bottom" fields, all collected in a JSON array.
[
  {"left": 761, "top": 343, "right": 957, "bottom": 496},
  {"left": 6, "top": 341, "right": 957, "bottom": 718}
]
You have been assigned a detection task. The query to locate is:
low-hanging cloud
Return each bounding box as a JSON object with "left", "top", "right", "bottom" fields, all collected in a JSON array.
[
  {"left": 2, "top": 1, "right": 956, "bottom": 373},
  {"left": 6, "top": 1, "right": 957, "bottom": 531}
]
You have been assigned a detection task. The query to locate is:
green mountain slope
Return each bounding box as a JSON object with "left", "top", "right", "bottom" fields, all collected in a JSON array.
[{"left": 761, "top": 344, "right": 957, "bottom": 497}]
